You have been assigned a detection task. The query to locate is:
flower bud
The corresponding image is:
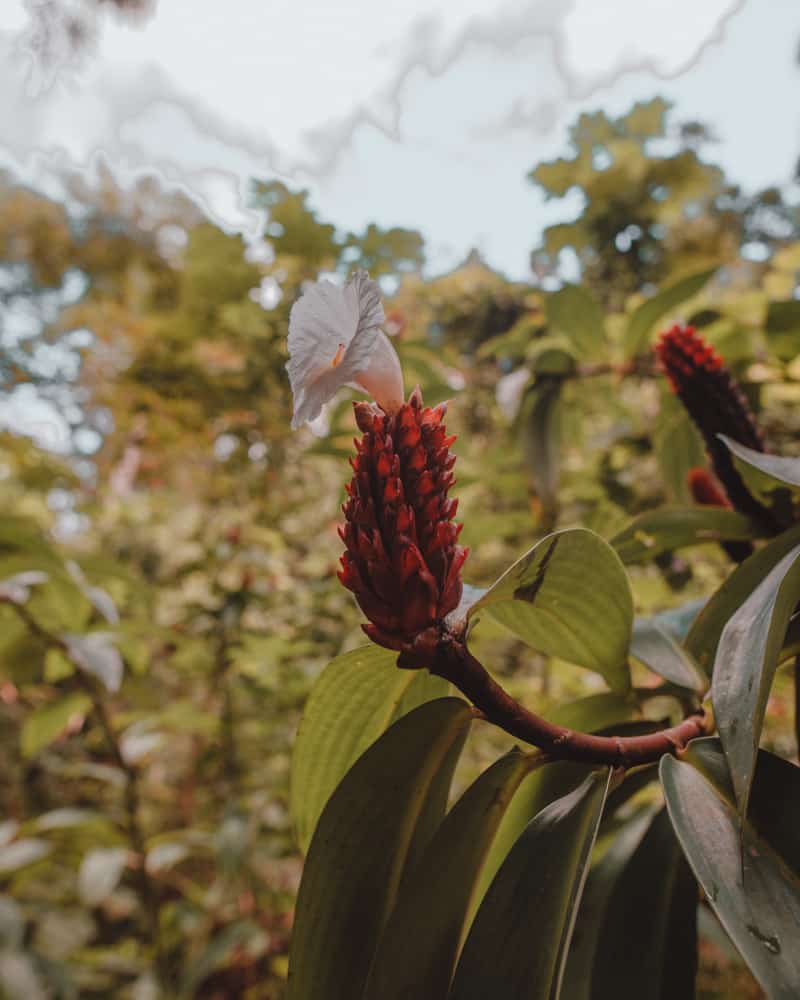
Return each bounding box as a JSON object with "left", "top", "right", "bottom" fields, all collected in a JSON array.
[
  {"left": 655, "top": 324, "right": 775, "bottom": 528},
  {"left": 338, "top": 387, "right": 468, "bottom": 650}
]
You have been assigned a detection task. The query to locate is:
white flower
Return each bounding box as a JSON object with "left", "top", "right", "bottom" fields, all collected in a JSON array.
[{"left": 287, "top": 270, "right": 404, "bottom": 429}]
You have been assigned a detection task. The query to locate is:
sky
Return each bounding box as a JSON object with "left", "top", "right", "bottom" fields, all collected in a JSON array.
[{"left": 1, "top": 0, "right": 797, "bottom": 281}]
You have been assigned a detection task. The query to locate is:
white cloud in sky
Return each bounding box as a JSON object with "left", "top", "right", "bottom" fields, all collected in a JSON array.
[{"left": 0, "top": 0, "right": 796, "bottom": 278}]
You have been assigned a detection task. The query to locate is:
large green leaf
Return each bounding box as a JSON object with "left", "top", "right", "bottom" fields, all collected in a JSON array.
[
  {"left": 449, "top": 768, "right": 611, "bottom": 1000},
  {"left": 719, "top": 433, "right": 800, "bottom": 501},
  {"left": 364, "top": 749, "right": 537, "bottom": 1000},
  {"left": 290, "top": 645, "right": 449, "bottom": 852},
  {"left": 684, "top": 739, "right": 800, "bottom": 876},
  {"left": 623, "top": 267, "right": 717, "bottom": 357},
  {"left": 630, "top": 618, "right": 707, "bottom": 693},
  {"left": 686, "top": 522, "right": 800, "bottom": 672},
  {"left": 711, "top": 543, "right": 800, "bottom": 820},
  {"left": 660, "top": 746, "right": 800, "bottom": 997},
  {"left": 591, "top": 809, "right": 697, "bottom": 999},
  {"left": 287, "top": 698, "right": 472, "bottom": 1000},
  {"left": 470, "top": 529, "right": 633, "bottom": 693},
  {"left": 610, "top": 507, "right": 755, "bottom": 565},
  {"left": 546, "top": 284, "right": 606, "bottom": 360},
  {"left": 561, "top": 807, "right": 659, "bottom": 1000}
]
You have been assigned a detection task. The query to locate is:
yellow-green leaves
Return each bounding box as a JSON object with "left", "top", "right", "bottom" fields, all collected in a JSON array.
[
  {"left": 289, "top": 645, "right": 449, "bottom": 852},
  {"left": 623, "top": 267, "right": 717, "bottom": 357},
  {"left": 610, "top": 507, "right": 755, "bottom": 565},
  {"left": 470, "top": 529, "right": 633, "bottom": 693},
  {"left": 546, "top": 285, "right": 606, "bottom": 360},
  {"left": 286, "top": 699, "right": 471, "bottom": 1000}
]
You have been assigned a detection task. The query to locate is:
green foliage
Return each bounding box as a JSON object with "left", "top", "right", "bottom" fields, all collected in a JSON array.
[
  {"left": 2, "top": 90, "right": 799, "bottom": 998},
  {"left": 449, "top": 770, "right": 611, "bottom": 1000},
  {"left": 661, "top": 743, "right": 800, "bottom": 997},
  {"left": 470, "top": 528, "right": 633, "bottom": 692},
  {"left": 286, "top": 699, "right": 471, "bottom": 1000}
]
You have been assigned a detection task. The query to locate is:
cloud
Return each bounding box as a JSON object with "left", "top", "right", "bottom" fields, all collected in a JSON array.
[{"left": 0, "top": 0, "right": 745, "bottom": 252}]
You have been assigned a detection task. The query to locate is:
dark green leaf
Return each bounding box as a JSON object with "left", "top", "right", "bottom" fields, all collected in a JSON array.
[
  {"left": 711, "top": 543, "right": 800, "bottom": 819},
  {"left": 364, "top": 750, "right": 536, "bottom": 1000},
  {"left": 610, "top": 507, "right": 756, "bottom": 565},
  {"left": 561, "top": 806, "right": 658, "bottom": 1000},
  {"left": 623, "top": 268, "right": 717, "bottom": 357},
  {"left": 686, "top": 522, "right": 800, "bottom": 672},
  {"left": 450, "top": 769, "right": 611, "bottom": 1000},
  {"left": 630, "top": 618, "right": 707, "bottom": 692},
  {"left": 591, "top": 809, "right": 697, "bottom": 999},
  {"left": 470, "top": 529, "right": 633, "bottom": 693},
  {"left": 290, "top": 645, "right": 449, "bottom": 852},
  {"left": 719, "top": 433, "right": 800, "bottom": 500},
  {"left": 660, "top": 748, "right": 800, "bottom": 998},
  {"left": 286, "top": 698, "right": 471, "bottom": 1000}
]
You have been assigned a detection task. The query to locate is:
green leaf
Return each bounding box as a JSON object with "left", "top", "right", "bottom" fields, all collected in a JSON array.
[
  {"left": 470, "top": 763, "right": 597, "bottom": 925},
  {"left": 561, "top": 806, "right": 658, "bottom": 1000},
  {"left": 520, "top": 379, "right": 562, "bottom": 515},
  {"left": 364, "top": 750, "right": 536, "bottom": 1000},
  {"left": 684, "top": 739, "right": 800, "bottom": 876},
  {"left": 765, "top": 299, "right": 800, "bottom": 361},
  {"left": 549, "top": 693, "right": 636, "bottom": 733},
  {"left": 630, "top": 618, "right": 707, "bottom": 692},
  {"left": 610, "top": 507, "right": 756, "bottom": 565},
  {"left": 711, "top": 543, "right": 800, "bottom": 820},
  {"left": 686, "top": 522, "right": 800, "bottom": 672},
  {"left": 290, "top": 645, "right": 450, "bottom": 852},
  {"left": 449, "top": 769, "right": 611, "bottom": 1000},
  {"left": 719, "top": 433, "right": 800, "bottom": 500},
  {"left": 78, "top": 846, "right": 128, "bottom": 905},
  {"left": 0, "top": 571, "right": 48, "bottom": 604},
  {"left": 21, "top": 692, "right": 92, "bottom": 758},
  {"left": 546, "top": 285, "right": 606, "bottom": 360},
  {"left": 470, "top": 528, "right": 633, "bottom": 693},
  {"left": 653, "top": 411, "right": 705, "bottom": 503},
  {"left": 286, "top": 698, "right": 472, "bottom": 1000},
  {"left": 623, "top": 268, "right": 717, "bottom": 357},
  {"left": 660, "top": 747, "right": 800, "bottom": 997},
  {"left": 64, "top": 632, "right": 124, "bottom": 693},
  {"left": 0, "top": 838, "right": 51, "bottom": 874},
  {"left": 591, "top": 809, "right": 697, "bottom": 998}
]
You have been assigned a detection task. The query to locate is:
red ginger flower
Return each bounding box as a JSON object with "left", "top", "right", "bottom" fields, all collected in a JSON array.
[
  {"left": 338, "top": 387, "right": 468, "bottom": 651},
  {"left": 655, "top": 324, "right": 777, "bottom": 530}
]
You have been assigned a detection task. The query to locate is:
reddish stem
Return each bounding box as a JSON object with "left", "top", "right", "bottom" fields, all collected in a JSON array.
[{"left": 399, "top": 626, "right": 709, "bottom": 768}]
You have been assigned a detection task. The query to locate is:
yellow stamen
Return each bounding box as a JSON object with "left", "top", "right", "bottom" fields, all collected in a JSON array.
[{"left": 331, "top": 342, "right": 346, "bottom": 368}]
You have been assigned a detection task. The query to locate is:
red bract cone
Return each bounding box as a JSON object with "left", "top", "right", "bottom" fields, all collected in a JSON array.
[
  {"left": 687, "top": 467, "right": 730, "bottom": 509},
  {"left": 338, "top": 387, "right": 468, "bottom": 651},
  {"left": 687, "top": 467, "right": 754, "bottom": 563},
  {"left": 655, "top": 324, "right": 778, "bottom": 530}
]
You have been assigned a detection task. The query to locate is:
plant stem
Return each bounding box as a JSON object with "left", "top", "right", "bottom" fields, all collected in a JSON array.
[{"left": 399, "top": 625, "right": 709, "bottom": 768}]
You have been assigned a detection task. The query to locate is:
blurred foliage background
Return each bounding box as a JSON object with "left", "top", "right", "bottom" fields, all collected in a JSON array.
[{"left": 1, "top": 96, "right": 798, "bottom": 997}]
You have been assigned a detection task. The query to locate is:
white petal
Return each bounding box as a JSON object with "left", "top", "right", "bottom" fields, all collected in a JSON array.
[
  {"left": 353, "top": 331, "right": 404, "bottom": 415},
  {"left": 287, "top": 270, "right": 388, "bottom": 428}
]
